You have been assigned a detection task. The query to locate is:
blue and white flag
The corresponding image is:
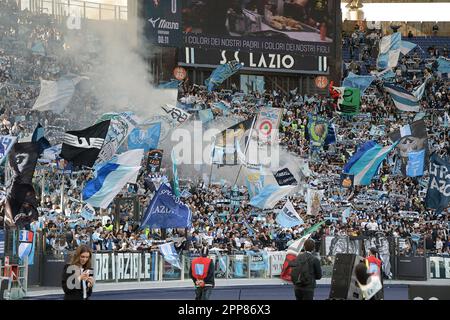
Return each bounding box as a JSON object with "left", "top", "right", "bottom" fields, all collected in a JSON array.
[
  {"left": 158, "top": 242, "right": 182, "bottom": 269},
  {"left": 343, "top": 73, "right": 375, "bottom": 93},
  {"left": 412, "top": 77, "right": 430, "bottom": 101},
  {"left": 373, "top": 68, "right": 396, "bottom": 80},
  {"left": 407, "top": 149, "right": 425, "bottom": 177},
  {"left": 276, "top": 200, "right": 304, "bottom": 228},
  {"left": 127, "top": 123, "right": 161, "bottom": 152},
  {"left": 436, "top": 56, "right": 450, "bottom": 74},
  {"left": 0, "top": 135, "right": 17, "bottom": 164},
  {"left": 377, "top": 33, "right": 401, "bottom": 69},
  {"left": 343, "top": 141, "right": 377, "bottom": 174},
  {"left": 342, "top": 207, "right": 351, "bottom": 224},
  {"left": 0, "top": 229, "right": 4, "bottom": 257},
  {"left": 180, "top": 189, "right": 192, "bottom": 199},
  {"left": 249, "top": 184, "right": 295, "bottom": 210},
  {"left": 346, "top": 142, "right": 398, "bottom": 185},
  {"left": 83, "top": 149, "right": 144, "bottom": 208},
  {"left": 80, "top": 203, "right": 96, "bottom": 221},
  {"left": 384, "top": 83, "right": 420, "bottom": 112},
  {"left": 198, "top": 109, "right": 214, "bottom": 123},
  {"left": 400, "top": 41, "right": 417, "bottom": 55},
  {"left": 140, "top": 184, "right": 192, "bottom": 229},
  {"left": 205, "top": 61, "right": 243, "bottom": 92}
]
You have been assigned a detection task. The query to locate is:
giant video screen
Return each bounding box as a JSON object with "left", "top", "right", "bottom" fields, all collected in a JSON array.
[
  {"left": 182, "top": 0, "right": 337, "bottom": 56},
  {"left": 144, "top": 0, "right": 338, "bottom": 57}
]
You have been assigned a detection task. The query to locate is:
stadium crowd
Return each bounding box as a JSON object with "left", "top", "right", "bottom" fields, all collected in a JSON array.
[{"left": 0, "top": 0, "right": 449, "bottom": 261}]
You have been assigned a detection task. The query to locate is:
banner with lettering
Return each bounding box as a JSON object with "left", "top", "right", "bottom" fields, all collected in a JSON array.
[
  {"left": 425, "top": 154, "right": 450, "bottom": 213},
  {"left": 147, "top": 149, "right": 164, "bottom": 173}
]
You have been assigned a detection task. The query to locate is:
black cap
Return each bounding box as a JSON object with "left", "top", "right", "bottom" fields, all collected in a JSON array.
[{"left": 370, "top": 247, "right": 378, "bottom": 255}]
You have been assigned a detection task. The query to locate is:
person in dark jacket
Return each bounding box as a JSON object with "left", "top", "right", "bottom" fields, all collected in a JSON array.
[
  {"left": 289, "top": 239, "right": 322, "bottom": 300},
  {"left": 189, "top": 247, "right": 215, "bottom": 300},
  {"left": 61, "top": 245, "right": 95, "bottom": 300}
]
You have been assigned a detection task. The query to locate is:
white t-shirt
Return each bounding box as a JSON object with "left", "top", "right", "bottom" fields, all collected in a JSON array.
[{"left": 367, "top": 222, "right": 379, "bottom": 231}]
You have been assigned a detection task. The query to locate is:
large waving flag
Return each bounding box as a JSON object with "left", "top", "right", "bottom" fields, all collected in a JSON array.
[
  {"left": 346, "top": 142, "right": 398, "bottom": 185},
  {"left": 159, "top": 242, "right": 182, "bottom": 269},
  {"left": 127, "top": 123, "right": 161, "bottom": 152},
  {"left": 205, "top": 61, "right": 243, "bottom": 92},
  {"left": 377, "top": 32, "right": 401, "bottom": 69},
  {"left": 384, "top": 83, "right": 420, "bottom": 112},
  {"left": 82, "top": 149, "right": 144, "bottom": 208},
  {"left": 342, "top": 73, "right": 375, "bottom": 93},
  {"left": 249, "top": 184, "right": 295, "bottom": 209},
  {"left": 436, "top": 57, "right": 450, "bottom": 74},
  {"left": 140, "top": 184, "right": 192, "bottom": 229},
  {"left": 280, "top": 220, "right": 325, "bottom": 282},
  {"left": 276, "top": 200, "right": 304, "bottom": 228},
  {"left": 343, "top": 140, "right": 377, "bottom": 173}
]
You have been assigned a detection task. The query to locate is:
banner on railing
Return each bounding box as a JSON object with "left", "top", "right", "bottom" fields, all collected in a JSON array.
[
  {"left": 268, "top": 251, "right": 286, "bottom": 276},
  {"left": 93, "top": 252, "right": 159, "bottom": 282}
]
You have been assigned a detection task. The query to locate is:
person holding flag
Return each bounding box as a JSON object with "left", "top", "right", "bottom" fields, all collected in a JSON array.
[
  {"left": 189, "top": 247, "right": 215, "bottom": 300},
  {"left": 288, "top": 239, "right": 322, "bottom": 300}
]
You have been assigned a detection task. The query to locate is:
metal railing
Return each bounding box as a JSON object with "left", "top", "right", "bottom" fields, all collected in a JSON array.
[{"left": 16, "top": 0, "right": 128, "bottom": 21}]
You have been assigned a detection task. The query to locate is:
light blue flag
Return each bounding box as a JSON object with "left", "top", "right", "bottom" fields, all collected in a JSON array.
[
  {"left": 436, "top": 57, "right": 450, "bottom": 74},
  {"left": 343, "top": 72, "right": 375, "bottom": 93},
  {"left": 342, "top": 207, "right": 351, "bottom": 224},
  {"left": 276, "top": 200, "right": 304, "bottom": 228},
  {"left": 407, "top": 149, "right": 425, "bottom": 177},
  {"left": 377, "top": 33, "right": 401, "bottom": 69},
  {"left": 198, "top": 109, "right": 214, "bottom": 123},
  {"left": 347, "top": 142, "right": 398, "bottom": 185},
  {"left": 83, "top": 149, "right": 143, "bottom": 208},
  {"left": 31, "top": 41, "right": 46, "bottom": 56},
  {"left": 400, "top": 41, "right": 417, "bottom": 55},
  {"left": 80, "top": 204, "right": 96, "bottom": 221},
  {"left": 205, "top": 61, "right": 243, "bottom": 92},
  {"left": 159, "top": 242, "right": 182, "bottom": 269},
  {"left": 218, "top": 255, "right": 227, "bottom": 273},
  {"left": 212, "top": 101, "right": 231, "bottom": 115},
  {"left": 343, "top": 141, "right": 377, "bottom": 173},
  {"left": 249, "top": 184, "right": 295, "bottom": 210},
  {"left": 412, "top": 77, "right": 430, "bottom": 101},
  {"left": 384, "top": 83, "right": 420, "bottom": 112},
  {"left": 127, "top": 123, "right": 161, "bottom": 152},
  {"left": 158, "top": 79, "right": 181, "bottom": 89}
]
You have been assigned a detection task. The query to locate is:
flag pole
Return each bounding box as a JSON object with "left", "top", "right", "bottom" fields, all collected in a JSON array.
[{"left": 233, "top": 116, "right": 257, "bottom": 186}]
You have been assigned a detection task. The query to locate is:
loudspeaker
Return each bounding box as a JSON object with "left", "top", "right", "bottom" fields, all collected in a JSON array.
[{"left": 329, "top": 254, "right": 365, "bottom": 300}]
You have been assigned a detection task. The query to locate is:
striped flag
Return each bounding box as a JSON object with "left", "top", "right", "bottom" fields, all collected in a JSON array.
[
  {"left": 384, "top": 83, "right": 420, "bottom": 112},
  {"left": 346, "top": 142, "right": 398, "bottom": 185},
  {"left": 82, "top": 149, "right": 144, "bottom": 208},
  {"left": 159, "top": 242, "right": 182, "bottom": 269}
]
